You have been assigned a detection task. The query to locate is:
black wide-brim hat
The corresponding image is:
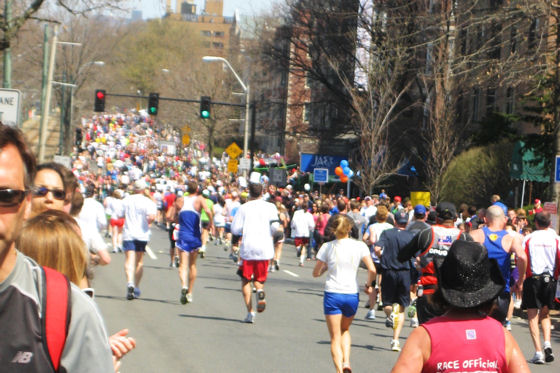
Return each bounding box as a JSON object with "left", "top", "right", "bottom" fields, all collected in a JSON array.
[{"left": 434, "top": 240, "right": 504, "bottom": 309}]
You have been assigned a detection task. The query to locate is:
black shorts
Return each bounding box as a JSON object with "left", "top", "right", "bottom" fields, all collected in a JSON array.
[
  {"left": 489, "top": 291, "right": 511, "bottom": 324},
  {"left": 232, "top": 234, "right": 241, "bottom": 246},
  {"left": 374, "top": 262, "right": 383, "bottom": 276},
  {"left": 201, "top": 221, "right": 210, "bottom": 229},
  {"left": 522, "top": 276, "right": 557, "bottom": 310},
  {"left": 273, "top": 231, "right": 285, "bottom": 244},
  {"left": 381, "top": 270, "right": 411, "bottom": 307}
]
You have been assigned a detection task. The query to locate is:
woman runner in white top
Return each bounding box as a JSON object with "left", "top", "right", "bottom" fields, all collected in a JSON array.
[{"left": 313, "top": 215, "right": 376, "bottom": 373}]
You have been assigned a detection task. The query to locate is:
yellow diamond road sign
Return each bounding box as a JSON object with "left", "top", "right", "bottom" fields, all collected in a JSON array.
[
  {"left": 225, "top": 142, "right": 242, "bottom": 159},
  {"left": 182, "top": 134, "right": 190, "bottom": 146}
]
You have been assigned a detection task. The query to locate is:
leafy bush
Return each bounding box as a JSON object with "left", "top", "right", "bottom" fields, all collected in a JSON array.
[{"left": 440, "top": 142, "right": 516, "bottom": 207}]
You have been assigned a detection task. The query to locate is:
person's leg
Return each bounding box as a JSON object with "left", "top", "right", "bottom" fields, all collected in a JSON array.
[
  {"left": 340, "top": 315, "right": 354, "bottom": 369},
  {"left": 124, "top": 248, "right": 136, "bottom": 284},
  {"left": 300, "top": 245, "right": 306, "bottom": 266},
  {"left": 134, "top": 251, "right": 144, "bottom": 288},
  {"left": 527, "top": 308, "right": 542, "bottom": 352},
  {"left": 187, "top": 251, "right": 198, "bottom": 295},
  {"left": 540, "top": 307, "right": 551, "bottom": 347},
  {"left": 325, "top": 314, "right": 343, "bottom": 373},
  {"left": 242, "top": 278, "right": 253, "bottom": 313},
  {"left": 111, "top": 224, "right": 118, "bottom": 250},
  {"left": 275, "top": 242, "right": 283, "bottom": 269},
  {"left": 168, "top": 226, "right": 175, "bottom": 266},
  {"left": 178, "top": 249, "right": 188, "bottom": 288},
  {"left": 393, "top": 305, "right": 405, "bottom": 340},
  {"left": 117, "top": 226, "right": 123, "bottom": 250}
]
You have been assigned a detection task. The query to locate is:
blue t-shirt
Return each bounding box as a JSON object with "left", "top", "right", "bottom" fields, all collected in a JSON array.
[{"left": 377, "top": 228, "right": 415, "bottom": 271}]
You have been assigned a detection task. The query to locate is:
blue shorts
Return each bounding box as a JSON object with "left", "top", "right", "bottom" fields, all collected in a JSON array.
[
  {"left": 176, "top": 237, "right": 201, "bottom": 253},
  {"left": 323, "top": 292, "right": 359, "bottom": 317},
  {"left": 123, "top": 240, "right": 147, "bottom": 252}
]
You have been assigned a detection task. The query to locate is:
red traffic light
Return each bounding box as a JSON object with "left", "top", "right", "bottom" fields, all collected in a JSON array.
[{"left": 96, "top": 91, "right": 105, "bottom": 100}]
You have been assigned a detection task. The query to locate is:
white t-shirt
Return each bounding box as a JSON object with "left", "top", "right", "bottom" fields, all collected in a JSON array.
[
  {"left": 231, "top": 199, "right": 279, "bottom": 260},
  {"left": 523, "top": 228, "right": 560, "bottom": 276},
  {"left": 213, "top": 204, "right": 226, "bottom": 226},
  {"left": 316, "top": 238, "right": 370, "bottom": 294},
  {"left": 122, "top": 194, "right": 157, "bottom": 241},
  {"left": 291, "top": 209, "right": 315, "bottom": 238},
  {"left": 79, "top": 198, "right": 107, "bottom": 231}
]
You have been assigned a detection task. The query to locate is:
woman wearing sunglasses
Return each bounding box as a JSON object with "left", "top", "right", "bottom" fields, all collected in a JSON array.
[{"left": 30, "top": 162, "right": 68, "bottom": 216}]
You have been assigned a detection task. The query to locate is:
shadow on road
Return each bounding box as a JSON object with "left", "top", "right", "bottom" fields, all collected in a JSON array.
[
  {"left": 286, "top": 288, "right": 323, "bottom": 297},
  {"left": 178, "top": 313, "right": 244, "bottom": 324},
  {"left": 96, "top": 294, "right": 178, "bottom": 305}
]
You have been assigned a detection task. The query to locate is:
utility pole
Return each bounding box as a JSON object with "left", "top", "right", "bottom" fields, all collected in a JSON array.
[
  {"left": 3, "top": 0, "right": 12, "bottom": 88},
  {"left": 40, "top": 25, "right": 49, "bottom": 117},
  {"left": 38, "top": 24, "right": 58, "bottom": 163}
]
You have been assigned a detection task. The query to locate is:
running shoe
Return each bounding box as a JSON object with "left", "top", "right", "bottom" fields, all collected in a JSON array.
[
  {"left": 385, "top": 317, "right": 393, "bottom": 328},
  {"left": 186, "top": 293, "right": 193, "bottom": 303},
  {"left": 180, "top": 288, "right": 188, "bottom": 305},
  {"left": 256, "top": 289, "right": 266, "bottom": 313},
  {"left": 391, "top": 303, "right": 400, "bottom": 331},
  {"left": 342, "top": 363, "right": 352, "bottom": 373},
  {"left": 133, "top": 288, "right": 141, "bottom": 299},
  {"left": 544, "top": 344, "right": 554, "bottom": 363},
  {"left": 391, "top": 339, "right": 401, "bottom": 352},
  {"left": 513, "top": 298, "right": 522, "bottom": 309},
  {"left": 410, "top": 318, "right": 419, "bottom": 328},
  {"left": 174, "top": 256, "right": 179, "bottom": 268},
  {"left": 529, "top": 352, "right": 545, "bottom": 364},
  {"left": 505, "top": 320, "right": 512, "bottom": 331},
  {"left": 365, "top": 309, "right": 376, "bottom": 320},
  {"left": 407, "top": 302, "right": 417, "bottom": 318},
  {"left": 243, "top": 312, "right": 256, "bottom": 323},
  {"left": 126, "top": 284, "right": 134, "bottom": 300},
  {"left": 274, "top": 260, "right": 279, "bottom": 271}
]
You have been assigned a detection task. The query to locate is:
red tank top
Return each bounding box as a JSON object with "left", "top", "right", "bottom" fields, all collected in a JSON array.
[{"left": 422, "top": 315, "right": 507, "bottom": 373}]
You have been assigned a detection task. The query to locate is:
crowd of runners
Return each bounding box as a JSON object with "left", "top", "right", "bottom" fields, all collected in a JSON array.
[{"left": 1, "top": 110, "right": 558, "bottom": 372}]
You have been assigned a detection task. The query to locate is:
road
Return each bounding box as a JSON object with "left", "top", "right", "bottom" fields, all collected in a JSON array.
[{"left": 93, "top": 226, "right": 560, "bottom": 372}]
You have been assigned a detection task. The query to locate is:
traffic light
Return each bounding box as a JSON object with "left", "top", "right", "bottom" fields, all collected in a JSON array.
[
  {"left": 200, "top": 96, "right": 211, "bottom": 119},
  {"left": 94, "top": 89, "right": 105, "bottom": 112},
  {"left": 148, "top": 93, "right": 159, "bottom": 116}
]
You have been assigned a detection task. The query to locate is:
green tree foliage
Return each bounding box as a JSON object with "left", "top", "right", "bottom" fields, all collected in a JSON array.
[
  {"left": 471, "top": 112, "right": 518, "bottom": 147},
  {"left": 440, "top": 142, "right": 516, "bottom": 207}
]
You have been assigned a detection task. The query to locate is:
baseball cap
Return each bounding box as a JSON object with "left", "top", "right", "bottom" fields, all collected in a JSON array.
[
  {"left": 364, "top": 196, "right": 372, "bottom": 201},
  {"left": 534, "top": 198, "right": 541, "bottom": 204},
  {"left": 414, "top": 204, "right": 427, "bottom": 215},
  {"left": 395, "top": 210, "right": 409, "bottom": 225},
  {"left": 133, "top": 179, "right": 147, "bottom": 190},
  {"left": 202, "top": 189, "right": 210, "bottom": 197},
  {"left": 436, "top": 202, "right": 457, "bottom": 220},
  {"left": 394, "top": 196, "right": 402, "bottom": 202},
  {"left": 492, "top": 201, "right": 508, "bottom": 215}
]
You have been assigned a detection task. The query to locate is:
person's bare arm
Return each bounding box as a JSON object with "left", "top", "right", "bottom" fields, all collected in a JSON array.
[
  {"left": 504, "top": 329, "right": 530, "bottom": 373},
  {"left": 469, "top": 228, "right": 485, "bottom": 245},
  {"left": 391, "top": 326, "right": 431, "bottom": 373},
  {"left": 362, "top": 254, "right": 377, "bottom": 294},
  {"left": 508, "top": 233, "right": 526, "bottom": 292},
  {"left": 312, "top": 259, "right": 327, "bottom": 278}
]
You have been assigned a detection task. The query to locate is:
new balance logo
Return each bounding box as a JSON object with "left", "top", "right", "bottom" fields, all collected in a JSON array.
[{"left": 11, "top": 351, "right": 33, "bottom": 364}]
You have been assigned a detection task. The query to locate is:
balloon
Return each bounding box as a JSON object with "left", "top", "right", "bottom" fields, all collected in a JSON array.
[
  {"left": 340, "top": 160, "right": 349, "bottom": 168},
  {"left": 340, "top": 175, "right": 348, "bottom": 183},
  {"left": 304, "top": 183, "right": 310, "bottom": 191},
  {"left": 335, "top": 166, "right": 343, "bottom": 176},
  {"left": 343, "top": 166, "right": 351, "bottom": 175},
  {"left": 259, "top": 158, "right": 266, "bottom": 166},
  {"left": 347, "top": 169, "right": 354, "bottom": 178}
]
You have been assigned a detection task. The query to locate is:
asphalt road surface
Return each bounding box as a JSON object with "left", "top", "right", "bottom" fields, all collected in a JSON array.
[{"left": 93, "top": 226, "right": 560, "bottom": 372}]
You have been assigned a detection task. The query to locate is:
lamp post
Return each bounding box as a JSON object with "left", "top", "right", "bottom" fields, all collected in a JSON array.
[{"left": 202, "top": 56, "right": 250, "bottom": 161}]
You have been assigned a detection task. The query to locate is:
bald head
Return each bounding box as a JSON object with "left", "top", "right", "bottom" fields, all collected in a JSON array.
[{"left": 486, "top": 205, "right": 505, "bottom": 223}]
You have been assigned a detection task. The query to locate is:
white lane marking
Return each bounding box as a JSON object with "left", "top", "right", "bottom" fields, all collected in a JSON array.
[
  {"left": 145, "top": 245, "right": 157, "bottom": 260},
  {"left": 283, "top": 270, "right": 299, "bottom": 278}
]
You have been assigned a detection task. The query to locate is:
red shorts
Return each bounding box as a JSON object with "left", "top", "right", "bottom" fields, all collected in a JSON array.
[
  {"left": 240, "top": 260, "right": 270, "bottom": 283},
  {"left": 110, "top": 218, "right": 125, "bottom": 228},
  {"left": 294, "top": 237, "right": 309, "bottom": 247}
]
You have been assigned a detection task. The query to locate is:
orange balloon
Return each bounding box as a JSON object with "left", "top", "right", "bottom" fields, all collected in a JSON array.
[
  {"left": 340, "top": 175, "right": 348, "bottom": 183},
  {"left": 335, "top": 166, "right": 343, "bottom": 176}
]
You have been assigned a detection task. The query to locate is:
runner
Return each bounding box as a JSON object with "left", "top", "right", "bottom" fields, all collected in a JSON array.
[
  {"left": 522, "top": 212, "right": 559, "bottom": 364},
  {"left": 397, "top": 202, "right": 469, "bottom": 324},
  {"left": 469, "top": 205, "right": 526, "bottom": 327},
  {"left": 231, "top": 182, "right": 280, "bottom": 323},
  {"left": 175, "top": 181, "right": 213, "bottom": 304},
  {"left": 291, "top": 198, "right": 315, "bottom": 266},
  {"left": 199, "top": 189, "right": 214, "bottom": 258},
  {"left": 122, "top": 179, "right": 157, "bottom": 300}
]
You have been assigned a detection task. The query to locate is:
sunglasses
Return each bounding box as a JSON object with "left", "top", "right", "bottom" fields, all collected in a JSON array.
[
  {"left": 0, "top": 188, "right": 30, "bottom": 207},
  {"left": 32, "top": 186, "right": 66, "bottom": 201}
]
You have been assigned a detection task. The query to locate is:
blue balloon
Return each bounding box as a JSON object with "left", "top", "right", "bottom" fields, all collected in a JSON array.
[
  {"left": 343, "top": 166, "right": 351, "bottom": 175},
  {"left": 347, "top": 169, "right": 354, "bottom": 178},
  {"left": 340, "top": 160, "right": 349, "bottom": 168}
]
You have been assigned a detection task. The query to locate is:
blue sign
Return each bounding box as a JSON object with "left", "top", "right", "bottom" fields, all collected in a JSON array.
[
  {"left": 313, "top": 168, "right": 328, "bottom": 183},
  {"left": 300, "top": 153, "right": 346, "bottom": 174},
  {"left": 556, "top": 156, "right": 560, "bottom": 183}
]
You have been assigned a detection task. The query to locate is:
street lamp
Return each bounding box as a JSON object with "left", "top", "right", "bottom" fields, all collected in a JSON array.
[{"left": 202, "top": 56, "right": 250, "bottom": 160}]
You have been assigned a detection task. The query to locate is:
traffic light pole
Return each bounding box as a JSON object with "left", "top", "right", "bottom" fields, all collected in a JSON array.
[{"left": 104, "top": 93, "right": 246, "bottom": 108}]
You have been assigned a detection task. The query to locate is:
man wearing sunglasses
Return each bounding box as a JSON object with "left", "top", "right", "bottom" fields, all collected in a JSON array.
[{"left": 0, "top": 123, "right": 114, "bottom": 372}]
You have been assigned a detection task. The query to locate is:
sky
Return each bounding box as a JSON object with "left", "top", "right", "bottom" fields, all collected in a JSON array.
[{"left": 133, "top": 0, "right": 280, "bottom": 19}]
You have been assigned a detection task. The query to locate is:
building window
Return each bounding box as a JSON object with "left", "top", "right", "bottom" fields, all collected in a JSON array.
[
  {"left": 214, "top": 31, "right": 225, "bottom": 37},
  {"left": 212, "top": 42, "right": 224, "bottom": 49},
  {"left": 303, "top": 103, "right": 311, "bottom": 123},
  {"left": 305, "top": 73, "right": 312, "bottom": 89},
  {"left": 506, "top": 87, "right": 514, "bottom": 114},
  {"left": 486, "top": 88, "right": 496, "bottom": 116},
  {"left": 473, "top": 88, "right": 480, "bottom": 121},
  {"left": 201, "top": 30, "right": 211, "bottom": 37}
]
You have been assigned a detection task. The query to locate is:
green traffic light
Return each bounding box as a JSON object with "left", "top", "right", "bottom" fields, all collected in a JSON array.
[
  {"left": 201, "top": 110, "right": 209, "bottom": 118},
  {"left": 150, "top": 107, "right": 157, "bottom": 114}
]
